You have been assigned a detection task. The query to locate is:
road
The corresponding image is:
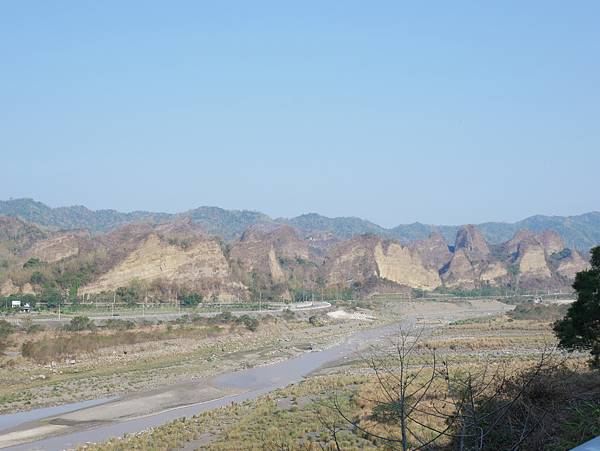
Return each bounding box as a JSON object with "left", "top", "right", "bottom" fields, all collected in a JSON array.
[{"left": 4, "top": 301, "right": 332, "bottom": 327}]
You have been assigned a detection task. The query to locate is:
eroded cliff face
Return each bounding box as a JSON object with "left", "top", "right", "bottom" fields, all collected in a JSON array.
[
  {"left": 410, "top": 233, "right": 452, "bottom": 270},
  {"left": 480, "top": 262, "right": 508, "bottom": 284},
  {"left": 229, "top": 225, "right": 316, "bottom": 287},
  {"left": 554, "top": 250, "right": 589, "bottom": 279},
  {"left": 1, "top": 213, "right": 589, "bottom": 300},
  {"left": 80, "top": 233, "right": 233, "bottom": 294},
  {"left": 324, "top": 236, "right": 441, "bottom": 290},
  {"left": 374, "top": 242, "right": 441, "bottom": 290},
  {"left": 441, "top": 225, "right": 493, "bottom": 288},
  {"left": 514, "top": 239, "right": 552, "bottom": 280},
  {"left": 455, "top": 224, "right": 491, "bottom": 259},
  {"left": 437, "top": 226, "right": 581, "bottom": 289},
  {"left": 539, "top": 230, "right": 566, "bottom": 256},
  {"left": 296, "top": 224, "right": 588, "bottom": 294},
  {"left": 441, "top": 248, "right": 478, "bottom": 289},
  {"left": 323, "top": 236, "right": 379, "bottom": 286},
  {"left": 23, "top": 231, "right": 89, "bottom": 263}
]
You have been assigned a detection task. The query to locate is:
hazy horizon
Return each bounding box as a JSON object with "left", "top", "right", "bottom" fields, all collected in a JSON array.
[
  {"left": 3, "top": 196, "right": 599, "bottom": 229},
  {"left": 2, "top": 2, "right": 599, "bottom": 227}
]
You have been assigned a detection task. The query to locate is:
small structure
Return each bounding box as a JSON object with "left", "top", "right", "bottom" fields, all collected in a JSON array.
[
  {"left": 11, "top": 300, "right": 21, "bottom": 309},
  {"left": 21, "top": 303, "right": 31, "bottom": 313}
]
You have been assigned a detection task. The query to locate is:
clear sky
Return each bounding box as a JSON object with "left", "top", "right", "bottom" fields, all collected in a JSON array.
[{"left": 1, "top": 1, "right": 599, "bottom": 227}]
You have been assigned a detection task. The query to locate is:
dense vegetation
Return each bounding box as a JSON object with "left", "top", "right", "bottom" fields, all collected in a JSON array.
[
  {"left": 0, "top": 198, "right": 170, "bottom": 232},
  {"left": 555, "top": 246, "right": 600, "bottom": 367}
]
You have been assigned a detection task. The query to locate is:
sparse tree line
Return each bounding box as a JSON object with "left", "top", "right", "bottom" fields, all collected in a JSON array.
[
  {"left": 14, "top": 311, "right": 267, "bottom": 363},
  {"left": 315, "top": 330, "right": 599, "bottom": 450}
]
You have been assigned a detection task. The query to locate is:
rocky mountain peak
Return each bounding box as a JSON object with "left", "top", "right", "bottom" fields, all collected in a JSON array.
[
  {"left": 410, "top": 233, "right": 452, "bottom": 270},
  {"left": 454, "top": 225, "right": 490, "bottom": 259},
  {"left": 539, "top": 230, "right": 566, "bottom": 255}
]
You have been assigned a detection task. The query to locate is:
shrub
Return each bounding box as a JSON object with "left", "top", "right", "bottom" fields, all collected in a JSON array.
[
  {"left": 23, "top": 257, "right": 43, "bottom": 269},
  {"left": 64, "top": 316, "right": 95, "bottom": 332},
  {"left": 105, "top": 319, "right": 135, "bottom": 331},
  {"left": 30, "top": 271, "right": 46, "bottom": 285},
  {"left": 308, "top": 315, "right": 321, "bottom": 326},
  {"left": 237, "top": 315, "right": 259, "bottom": 332},
  {"left": 282, "top": 309, "right": 296, "bottom": 321},
  {"left": 509, "top": 303, "right": 568, "bottom": 321},
  {"left": 210, "top": 311, "right": 234, "bottom": 324},
  {"left": 180, "top": 292, "right": 203, "bottom": 307},
  {"left": 0, "top": 320, "right": 15, "bottom": 351}
]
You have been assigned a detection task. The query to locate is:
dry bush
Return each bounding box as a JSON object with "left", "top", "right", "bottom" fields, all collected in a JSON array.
[{"left": 21, "top": 324, "right": 226, "bottom": 363}]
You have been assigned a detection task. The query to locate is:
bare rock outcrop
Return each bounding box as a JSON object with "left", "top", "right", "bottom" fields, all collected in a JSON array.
[
  {"left": 454, "top": 224, "right": 490, "bottom": 259},
  {"left": 80, "top": 233, "right": 233, "bottom": 294},
  {"left": 323, "top": 236, "right": 379, "bottom": 286},
  {"left": 374, "top": 241, "right": 441, "bottom": 290},
  {"left": 229, "top": 225, "right": 316, "bottom": 286},
  {"left": 554, "top": 249, "right": 589, "bottom": 279},
  {"left": 21, "top": 283, "right": 35, "bottom": 295},
  {"left": 441, "top": 225, "right": 493, "bottom": 288},
  {"left": 410, "top": 233, "right": 452, "bottom": 270},
  {"left": 539, "top": 230, "right": 566, "bottom": 255},
  {"left": 324, "top": 235, "right": 441, "bottom": 290},
  {"left": 23, "top": 230, "right": 90, "bottom": 263},
  {"left": 514, "top": 239, "right": 552, "bottom": 280}
]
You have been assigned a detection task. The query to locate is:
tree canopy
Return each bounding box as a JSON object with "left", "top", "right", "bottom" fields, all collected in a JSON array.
[{"left": 554, "top": 246, "right": 600, "bottom": 367}]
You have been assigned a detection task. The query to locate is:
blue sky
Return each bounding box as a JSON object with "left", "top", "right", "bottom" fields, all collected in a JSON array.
[{"left": 1, "top": 1, "right": 598, "bottom": 226}]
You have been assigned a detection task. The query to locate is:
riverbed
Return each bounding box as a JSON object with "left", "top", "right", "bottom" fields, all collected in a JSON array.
[{"left": 0, "top": 302, "right": 512, "bottom": 450}]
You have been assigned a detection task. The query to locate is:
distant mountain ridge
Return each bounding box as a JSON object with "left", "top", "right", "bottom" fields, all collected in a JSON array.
[
  {"left": 0, "top": 198, "right": 171, "bottom": 233},
  {"left": 1, "top": 198, "right": 599, "bottom": 251}
]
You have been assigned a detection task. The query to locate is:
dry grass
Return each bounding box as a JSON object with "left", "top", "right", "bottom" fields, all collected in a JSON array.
[
  {"left": 20, "top": 324, "right": 228, "bottom": 363},
  {"left": 77, "top": 314, "right": 597, "bottom": 451}
]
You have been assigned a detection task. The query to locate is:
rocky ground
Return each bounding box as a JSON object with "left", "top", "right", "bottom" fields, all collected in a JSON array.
[{"left": 0, "top": 305, "right": 394, "bottom": 414}]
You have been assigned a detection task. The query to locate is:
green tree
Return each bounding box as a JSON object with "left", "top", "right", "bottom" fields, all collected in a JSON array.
[
  {"left": 554, "top": 246, "right": 600, "bottom": 368},
  {"left": 41, "top": 284, "right": 62, "bottom": 309},
  {"left": 180, "top": 292, "right": 202, "bottom": 307},
  {"left": 116, "top": 285, "right": 140, "bottom": 306},
  {"left": 8, "top": 293, "right": 38, "bottom": 309},
  {"left": 23, "top": 257, "right": 42, "bottom": 269},
  {"left": 30, "top": 271, "right": 47, "bottom": 285},
  {"left": 69, "top": 282, "right": 80, "bottom": 306}
]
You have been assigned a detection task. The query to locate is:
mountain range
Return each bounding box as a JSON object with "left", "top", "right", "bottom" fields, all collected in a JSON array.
[
  {"left": 1, "top": 199, "right": 599, "bottom": 251},
  {"left": 0, "top": 198, "right": 596, "bottom": 301}
]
